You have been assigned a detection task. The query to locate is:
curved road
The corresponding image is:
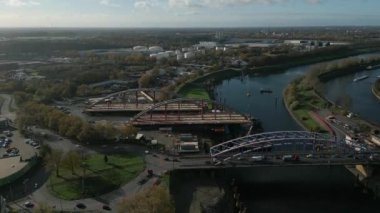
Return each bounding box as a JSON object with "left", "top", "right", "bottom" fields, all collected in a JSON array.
[
  {"left": 0, "top": 94, "right": 16, "bottom": 121},
  {"left": 0, "top": 94, "right": 176, "bottom": 212}
]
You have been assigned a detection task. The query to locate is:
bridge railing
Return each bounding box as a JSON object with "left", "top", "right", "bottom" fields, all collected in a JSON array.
[
  {"left": 210, "top": 131, "right": 335, "bottom": 157},
  {"left": 128, "top": 98, "right": 250, "bottom": 124}
]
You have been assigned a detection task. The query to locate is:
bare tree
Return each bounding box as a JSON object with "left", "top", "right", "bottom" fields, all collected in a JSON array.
[
  {"left": 44, "top": 149, "right": 63, "bottom": 177},
  {"left": 61, "top": 150, "right": 82, "bottom": 175},
  {"left": 117, "top": 186, "right": 175, "bottom": 213}
]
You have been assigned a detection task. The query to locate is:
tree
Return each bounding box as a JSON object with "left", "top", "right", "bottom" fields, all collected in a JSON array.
[
  {"left": 76, "top": 84, "right": 92, "bottom": 97},
  {"left": 117, "top": 186, "right": 175, "bottom": 213},
  {"left": 104, "top": 155, "right": 108, "bottom": 163},
  {"left": 61, "top": 150, "right": 82, "bottom": 175},
  {"left": 138, "top": 73, "right": 155, "bottom": 88},
  {"left": 120, "top": 125, "right": 138, "bottom": 138},
  {"left": 45, "top": 149, "right": 63, "bottom": 177}
]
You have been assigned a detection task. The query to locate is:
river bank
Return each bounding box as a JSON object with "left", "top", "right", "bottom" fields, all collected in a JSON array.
[
  {"left": 171, "top": 166, "right": 379, "bottom": 213},
  {"left": 283, "top": 57, "right": 380, "bottom": 132},
  {"left": 177, "top": 47, "right": 380, "bottom": 99},
  {"left": 373, "top": 79, "right": 380, "bottom": 100}
]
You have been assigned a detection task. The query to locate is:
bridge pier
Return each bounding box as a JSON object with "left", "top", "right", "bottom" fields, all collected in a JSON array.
[{"left": 355, "top": 165, "right": 374, "bottom": 178}]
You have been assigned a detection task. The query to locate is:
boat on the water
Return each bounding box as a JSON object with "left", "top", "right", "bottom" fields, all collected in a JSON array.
[
  {"left": 260, "top": 88, "right": 273, "bottom": 93},
  {"left": 367, "top": 65, "right": 380, "bottom": 70},
  {"left": 353, "top": 75, "right": 369, "bottom": 82}
]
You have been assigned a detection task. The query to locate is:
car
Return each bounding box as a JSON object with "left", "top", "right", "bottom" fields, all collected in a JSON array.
[
  {"left": 24, "top": 201, "right": 34, "bottom": 208},
  {"left": 9, "top": 153, "right": 19, "bottom": 157},
  {"left": 34, "top": 145, "right": 41, "bottom": 149},
  {"left": 138, "top": 178, "right": 148, "bottom": 185},
  {"left": 251, "top": 155, "right": 265, "bottom": 162},
  {"left": 306, "top": 154, "right": 314, "bottom": 158},
  {"left": 236, "top": 156, "right": 246, "bottom": 161},
  {"left": 31, "top": 142, "right": 39, "bottom": 147},
  {"left": 76, "top": 203, "right": 86, "bottom": 209},
  {"left": 145, "top": 150, "right": 150, "bottom": 154},
  {"left": 102, "top": 205, "right": 112, "bottom": 211},
  {"left": 369, "top": 154, "right": 380, "bottom": 161},
  {"left": 283, "top": 154, "right": 300, "bottom": 162},
  {"left": 147, "top": 169, "right": 154, "bottom": 178}
]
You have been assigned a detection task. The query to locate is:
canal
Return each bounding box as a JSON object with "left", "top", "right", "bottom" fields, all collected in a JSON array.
[
  {"left": 214, "top": 53, "right": 380, "bottom": 131},
  {"left": 323, "top": 67, "right": 380, "bottom": 124},
  {"left": 205, "top": 53, "right": 380, "bottom": 213}
]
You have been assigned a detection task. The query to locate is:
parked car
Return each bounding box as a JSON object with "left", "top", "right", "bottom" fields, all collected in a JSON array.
[
  {"left": 24, "top": 201, "right": 34, "bottom": 208},
  {"left": 251, "top": 155, "right": 265, "bottom": 162},
  {"left": 76, "top": 203, "right": 86, "bottom": 209},
  {"left": 31, "top": 142, "right": 39, "bottom": 147}
]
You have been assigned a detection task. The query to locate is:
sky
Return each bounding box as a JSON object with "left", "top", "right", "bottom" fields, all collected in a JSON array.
[{"left": 0, "top": 0, "right": 379, "bottom": 27}]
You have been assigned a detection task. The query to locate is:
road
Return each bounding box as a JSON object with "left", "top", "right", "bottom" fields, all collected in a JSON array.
[
  {"left": 0, "top": 94, "right": 175, "bottom": 212},
  {"left": 7, "top": 124, "right": 184, "bottom": 212},
  {"left": 0, "top": 93, "right": 16, "bottom": 121}
]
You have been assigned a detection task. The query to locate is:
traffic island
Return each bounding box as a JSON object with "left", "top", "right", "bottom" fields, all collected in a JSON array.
[{"left": 48, "top": 154, "right": 144, "bottom": 200}]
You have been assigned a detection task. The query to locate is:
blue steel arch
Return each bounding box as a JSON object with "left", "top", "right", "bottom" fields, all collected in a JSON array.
[{"left": 210, "top": 131, "right": 342, "bottom": 161}]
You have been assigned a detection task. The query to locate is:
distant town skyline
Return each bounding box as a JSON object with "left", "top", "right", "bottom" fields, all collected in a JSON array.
[{"left": 0, "top": 0, "right": 380, "bottom": 28}]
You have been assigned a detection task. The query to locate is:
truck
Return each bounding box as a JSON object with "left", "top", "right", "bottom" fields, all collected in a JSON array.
[{"left": 282, "top": 154, "right": 300, "bottom": 162}]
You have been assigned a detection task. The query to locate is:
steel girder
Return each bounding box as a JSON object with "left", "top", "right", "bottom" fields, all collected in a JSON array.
[
  {"left": 210, "top": 131, "right": 335, "bottom": 158},
  {"left": 129, "top": 98, "right": 246, "bottom": 123}
]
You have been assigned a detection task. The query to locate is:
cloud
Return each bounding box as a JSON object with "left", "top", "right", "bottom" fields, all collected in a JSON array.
[
  {"left": 306, "top": 0, "right": 324, "bottom": 4},
  {"left": 174, "top": 11, "right": 200, "bottom": 16},
  {"left": 99, "top": 0, "right": 120, "bottom": 7},
  {"left": 168, "top": 0, "right": 203, "bottom": 8},
  {"left": 134, "top": 0, "right": 158, "bottom": 10},
  {"left": 1, "top": 0, "right": 40, "bottom": 7},
  {"left": 167, "top": 0, "right": 327, "bottom": 8}
]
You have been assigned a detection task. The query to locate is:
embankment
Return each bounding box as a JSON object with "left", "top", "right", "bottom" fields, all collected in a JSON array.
[{"left": 373, "top": 79, "right": 380, "bottom": 100}]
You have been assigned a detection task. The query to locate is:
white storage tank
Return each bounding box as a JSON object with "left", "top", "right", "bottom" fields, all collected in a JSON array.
[
  {"left": 149, "top": 46, "right": 163, "bottom": 52},
  {"left": 133, "top": 46, "right": 148, "bottom": 51}
]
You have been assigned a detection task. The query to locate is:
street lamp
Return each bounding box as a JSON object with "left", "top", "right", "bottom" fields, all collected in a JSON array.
[
  {"left": 81, "top": 162, "right": 87, "bottom": 195},
  {"left": 22, "top": 178, "right": 29, "bottom": 195}
]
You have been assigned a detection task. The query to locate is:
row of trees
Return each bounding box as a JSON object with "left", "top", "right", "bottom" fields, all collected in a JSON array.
[
  {"left": 44, "top": 148, "right": 83, "bottom": 177},
  {"left": 285, "top": 56, "right": 380, "bottom": 109},
  {"left": 16, "top": 101, "right": 137, "bottom": 143}
]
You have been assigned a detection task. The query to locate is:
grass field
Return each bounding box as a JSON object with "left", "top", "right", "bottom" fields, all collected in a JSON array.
[
  {"left": 49, "top": 154, "right": 144, "bottom": 200},
  {"left": 178, "top": 85, "right": 210, "bottom": 100},
  {"left": 294, "top": 109, "right": 321, "bottom": 131}
]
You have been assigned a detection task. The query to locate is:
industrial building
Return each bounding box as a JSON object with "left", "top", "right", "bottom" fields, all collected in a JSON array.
[
  {"left": 0, "top": 117, "right": 9, "bottom": 130},
  {"left": 177, "top": 134, "right": 199, "bottom": 153}
]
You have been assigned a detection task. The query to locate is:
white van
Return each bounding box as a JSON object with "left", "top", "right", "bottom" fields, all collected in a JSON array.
[{"left": 251, "top": 155, "right": 265, "bottom": 162}]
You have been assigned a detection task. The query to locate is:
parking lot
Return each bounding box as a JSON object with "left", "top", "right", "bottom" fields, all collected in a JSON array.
[{"left": 0, "top": 128, "right": 38, "bottom": 167}]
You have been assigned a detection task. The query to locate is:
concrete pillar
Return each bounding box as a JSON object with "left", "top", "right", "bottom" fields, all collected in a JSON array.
[{"left": 355, "top": 165, "right": 374, "bottom": 178}]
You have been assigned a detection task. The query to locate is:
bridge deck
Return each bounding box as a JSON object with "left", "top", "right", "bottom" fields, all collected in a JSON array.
[
  {"left": 85, "top": 103, "right": 203, "bottom": 113},
  {"left": 131, "top": 112, "right": 251, "bottom": 126}
]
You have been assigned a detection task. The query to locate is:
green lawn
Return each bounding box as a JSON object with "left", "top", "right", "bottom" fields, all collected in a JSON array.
[
  {"left": 178, "top": 86, "right": 210, "bottom": 100},
  {"left": 49, "top": 154, "right": 144, "bottom": 200},
  {"left": 294, "top": 109, "right": 322, "bottom": 131}
]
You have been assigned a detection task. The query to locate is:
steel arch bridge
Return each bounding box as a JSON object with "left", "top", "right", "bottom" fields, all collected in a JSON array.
[
  {"left": 89, "top": 88, "right": 160, "bottom": 106},
  {"left": 128, "top": 98, "right": 252, "bottom": 126},
  {"left": 210, "top": 131, "right": 377, "bottom": 165}
]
